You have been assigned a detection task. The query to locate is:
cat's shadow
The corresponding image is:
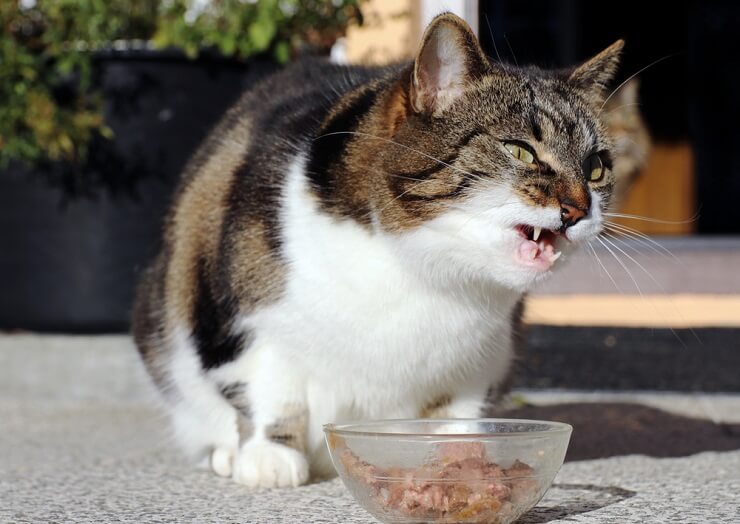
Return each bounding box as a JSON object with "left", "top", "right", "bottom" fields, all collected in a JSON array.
[{"left": 520, "top": 483, "right": 637, "bottom": 523}]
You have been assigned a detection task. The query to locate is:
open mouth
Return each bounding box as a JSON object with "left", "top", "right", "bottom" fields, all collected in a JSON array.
[{"left": 514, "top": 224, "right": 563, "bottom": 271}]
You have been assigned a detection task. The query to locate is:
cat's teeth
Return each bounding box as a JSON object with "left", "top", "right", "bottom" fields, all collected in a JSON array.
[
  {"left": 532, "top": 227, "right": 542, "bottom": 241},
  {"left": 551, "top": 251, "right": 562, "bottom": 262},
  {"left": 530, "top": 249, "right": 539, "bottom": 260}
]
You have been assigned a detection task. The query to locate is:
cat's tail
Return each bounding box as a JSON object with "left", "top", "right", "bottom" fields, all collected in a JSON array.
[{"left": 131, "top": 253, "right": 172, "bottom": 394}]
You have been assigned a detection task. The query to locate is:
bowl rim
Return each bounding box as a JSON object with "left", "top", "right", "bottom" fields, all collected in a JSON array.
[{"left": 323, "top": 418, "right": 573, "bottom": 438}]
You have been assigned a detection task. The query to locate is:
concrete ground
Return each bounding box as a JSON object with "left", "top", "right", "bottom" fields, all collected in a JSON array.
[{"left": 2, "top": 334, "right": 739, "bottom": 523}]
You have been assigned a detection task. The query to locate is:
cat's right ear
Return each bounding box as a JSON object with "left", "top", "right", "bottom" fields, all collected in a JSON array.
[{"left": 410, "top": 13, "right": 489, "bottom": 116}]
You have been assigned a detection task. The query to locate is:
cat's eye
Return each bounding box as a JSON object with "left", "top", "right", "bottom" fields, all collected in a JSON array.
[
  {"left": 504, "top": 142, "right": 536, "bottom": 165},
  {"left": 585, "top": 153, "right": 606, "bottom": 182}
]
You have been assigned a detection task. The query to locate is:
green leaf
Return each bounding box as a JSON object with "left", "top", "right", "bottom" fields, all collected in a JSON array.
[
  {"left": 222, "top": 33, "right": 237, "bottom": 56},
  {"left": 248, "top": 17, "right": 277, "bottom": 51},
  {"left": 99, "top": 125, "right": 114, "bottom": 140},
  {"left": 273, "top": 40, "right": 290, "bottom": 63}
]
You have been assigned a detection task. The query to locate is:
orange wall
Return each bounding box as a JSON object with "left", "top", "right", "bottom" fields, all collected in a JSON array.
[
  {"left": 344, "top": 0, "right": 418, "bottom": 64},
  {"left": 616, "top": 144, "right": 696, "bottom": 235}
]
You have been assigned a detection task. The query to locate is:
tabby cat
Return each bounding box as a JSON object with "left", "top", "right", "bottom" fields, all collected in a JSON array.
[{"left": 133, "top": 13, "right": 624, "bottom": 488}]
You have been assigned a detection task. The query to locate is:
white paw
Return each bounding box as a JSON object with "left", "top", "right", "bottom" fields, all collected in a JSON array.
[
  {"left": 211, "top": 447, "right": 234, "bottom": 477},
  {"left": 232, "top": 440, "right": 309, "bottom": 488}
]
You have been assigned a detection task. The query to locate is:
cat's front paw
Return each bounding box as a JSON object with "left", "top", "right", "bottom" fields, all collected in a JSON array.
[
  {"left": 232, "top": 440, "right": 309, "bottom": 488},
  {"left": 211, "top": 447, "right": 235, "bottom": 477}
]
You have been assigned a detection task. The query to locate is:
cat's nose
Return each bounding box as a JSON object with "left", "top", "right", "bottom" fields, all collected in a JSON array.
[{"left": 560, "top": 201, "right": 587, "bottom": 229}]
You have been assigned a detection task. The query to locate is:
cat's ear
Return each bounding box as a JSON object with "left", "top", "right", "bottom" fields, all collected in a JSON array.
[
  {"left": 568, "top": 40, "right": 624, "bottom": 107},
  {"left": 410, "top": 13, "right": 489, "bottom": 115}
]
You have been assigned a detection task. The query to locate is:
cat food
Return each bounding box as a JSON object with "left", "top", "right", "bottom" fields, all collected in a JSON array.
[{"left": 340, "top": 442, "right": 538, "bottom": 522}]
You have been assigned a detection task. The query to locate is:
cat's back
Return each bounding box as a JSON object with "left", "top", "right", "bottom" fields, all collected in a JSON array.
[
  {"left": 173, "top": 58, "right": 390, "bottom": 218},
  {"left": 165, "top": 58, "right": 392, "bottom": 277},
  {"left": 133, "top": 58, "right": 393, "bottom": 371},
  {"left": 194, "top": 58, "right": 387, "bottom": 165}
]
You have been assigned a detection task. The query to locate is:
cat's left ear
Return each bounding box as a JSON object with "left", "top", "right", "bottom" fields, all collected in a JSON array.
[
  {"left": 568, "top": 40, "right": 625, "bottom": 107},
  {"left": 410, "top": 13, "right": 489, "bottom": 115}
]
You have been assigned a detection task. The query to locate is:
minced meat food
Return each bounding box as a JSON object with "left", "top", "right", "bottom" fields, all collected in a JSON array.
[{"left": 340, "top": 442, "right": 538, "bottom": 522}]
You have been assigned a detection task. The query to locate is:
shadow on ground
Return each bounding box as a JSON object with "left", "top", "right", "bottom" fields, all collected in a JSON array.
[
  {"left": 521, "top": 483, "right": 637, "bottom": 523},
  {"left": 496, "top": 402, "right": 740, "bottom": 461}
]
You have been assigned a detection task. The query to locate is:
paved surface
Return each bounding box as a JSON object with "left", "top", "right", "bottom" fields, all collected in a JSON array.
[{"left": 2, "top": 334, "right": 739, "bottom": 523}]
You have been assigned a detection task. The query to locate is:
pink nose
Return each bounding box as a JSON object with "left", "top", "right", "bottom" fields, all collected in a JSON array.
[{"left": 560, "top": 202, "right": 587, "bottom": 229}]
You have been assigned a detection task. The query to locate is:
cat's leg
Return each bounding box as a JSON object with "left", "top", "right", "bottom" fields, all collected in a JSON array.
[
  {"left": 231, "top": 404, "right": 310, "bottom": 488},
  {"left": 169, "top": 394, "right": 239, "bottom": 473},
  {"left": 423, "top": 383, "right": 491, "bottom": 436},
  {"left": 165, "top": 335, "right": 241, "bottom": 473},
  {"left": 421, "top": 382, "right": 491, "bottom": 420},
  {"left": 446, "top": 337, "right": 516, "bottom": 419},
  {"left": 206, "top": 381, "right": 250, "bottom": 477},
  {"left": 424, "top": 358, "right": 512, "bottom": 435},
  {"left": 214, "top": 347, "right": 310, "bottom": 488},
  {"left": 132, "top": 265, "right": 240, "bottom": 472}
]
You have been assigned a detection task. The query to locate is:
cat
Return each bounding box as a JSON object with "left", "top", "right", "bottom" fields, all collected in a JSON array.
[{"left": 133, "top": 13, "right": 623, "bottom": 488}]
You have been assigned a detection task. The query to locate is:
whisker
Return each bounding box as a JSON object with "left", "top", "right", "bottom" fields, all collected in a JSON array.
[
  {"left": 367, "top": 170, "right": 511, "bottom": 225},
  {"left": 315, "top": 130, "right": 515, "bottom": 195},
  {"left": 314, "top": 130, "right": 478, "bottom": 180},
  {"left": 604, "top": 212, "right": 699, "bottom": 225},
  {"left": 601, "top": 102, "right": 642, "bottom": 115},
  {"left": 387, "top": 173, "right": 447, "bottom": 184},
  {"left": 596, "top": 236, "right": 644, "bottom": 297},
  {"left": 503, "top": 34, "right": 519, "bottom": 67},
  {"left": 484, "top": 14, "right": 504, "bottom": 64},
  {"left": 447, "top": 199, "right": 522, "bottom": 213},
  {"left": 384, "top": 174, "right": 509, "bottom": 199},
  {"left": 601, "top": 232, "right": 662, "bottom": 288},
  {"left": 587, "top": 241, "right": 621, "bottom": 292},
  {"left": 445, "top": 201, "right": 524, "bottom": 237},
  {"left": 598, "top": 54, "right": 676, "bottom": 115},
  {"left": 600, "top": 233, "right": 696, "bottom": 348},
  {"left": 367, "top": 178, "right": 448, "bottom": 221},
  {"left": 603, "top": 222, "right": 684, "bottom": 265},
  {"left": 596, "top": 233, "right": 678, "bottom": 343}
]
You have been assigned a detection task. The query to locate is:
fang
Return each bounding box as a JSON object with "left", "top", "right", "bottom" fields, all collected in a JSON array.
[{"left": 533, "top": 227, "right": 542, "bottom": 242}]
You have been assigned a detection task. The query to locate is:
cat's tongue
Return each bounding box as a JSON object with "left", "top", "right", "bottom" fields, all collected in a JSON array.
[{"left": 516, "top": 238, "right": 561, "bottom": 271}]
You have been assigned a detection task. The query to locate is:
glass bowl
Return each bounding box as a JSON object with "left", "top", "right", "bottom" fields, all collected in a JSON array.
[{"left": 324, "top": 419, "right": 572, "bottom": 524}]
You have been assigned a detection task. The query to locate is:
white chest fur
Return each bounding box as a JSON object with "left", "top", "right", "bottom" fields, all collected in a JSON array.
[{"left": 245, "top": 158, "right": 520, "bottom": 420}]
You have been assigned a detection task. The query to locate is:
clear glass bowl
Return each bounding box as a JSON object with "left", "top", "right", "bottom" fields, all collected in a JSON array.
[{"left": 324, "top": 419, "right": 572, "bottom": 524}]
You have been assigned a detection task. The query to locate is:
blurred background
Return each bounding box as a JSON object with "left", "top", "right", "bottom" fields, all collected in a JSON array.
[{"left": 1, "top": 0, "right": 738, "bottom": 393}]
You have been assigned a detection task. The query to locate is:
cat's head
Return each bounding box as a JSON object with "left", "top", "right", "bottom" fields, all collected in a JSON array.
[{"left": 369, "top": 13, "right": 624, "bottom": 291}]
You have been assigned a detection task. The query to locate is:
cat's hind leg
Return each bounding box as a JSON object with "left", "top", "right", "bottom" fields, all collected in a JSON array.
[
  {"left": 151, "top": 330, "right": 241, "bottom": 475},
  {"left": 169, "top": 393, "right": 239, "bottom": 473},
  {"left": 132, "top": 260, "right": 240, "bottom": 470}
]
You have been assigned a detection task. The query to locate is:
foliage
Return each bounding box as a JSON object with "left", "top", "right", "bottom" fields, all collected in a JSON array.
[
  {"left": 0, "top": 0, "right": 363, "bottom": 168},
  {"left": 155, "top": 0, "right": 363, "bottom": 63}
]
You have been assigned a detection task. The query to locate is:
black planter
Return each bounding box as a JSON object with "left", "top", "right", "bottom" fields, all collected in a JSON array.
[{"left": 0, "top": 50, "right": 279, "bottom": 333}]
